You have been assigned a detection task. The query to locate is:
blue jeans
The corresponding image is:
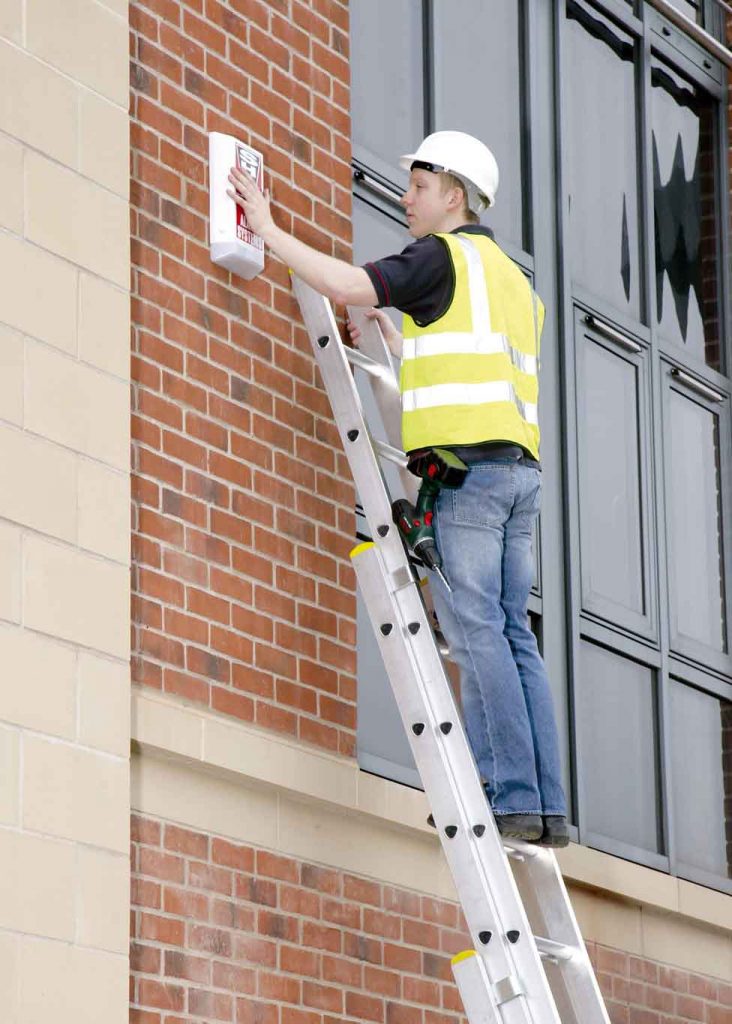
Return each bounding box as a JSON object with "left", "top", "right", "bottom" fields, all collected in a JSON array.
[{"left": 431, "top": 459, "right": 567, "bottom": 818}]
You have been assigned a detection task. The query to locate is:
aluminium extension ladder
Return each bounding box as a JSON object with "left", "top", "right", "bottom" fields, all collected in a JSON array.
[{"left": 291, "top": 275, "right": 610, "bottom": 1024}]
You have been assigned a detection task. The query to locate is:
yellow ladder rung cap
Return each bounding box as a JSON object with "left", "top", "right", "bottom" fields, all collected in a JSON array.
[
  {"left": 350, "top": 541, "right": 375, "bottom": 560},
  {"left": 451, "top": 949, "right": 477, "bottom": 966}
]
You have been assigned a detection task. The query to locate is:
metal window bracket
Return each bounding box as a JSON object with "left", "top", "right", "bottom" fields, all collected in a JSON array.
[
  {"left": 646, "top": 0, "right": 732, "bottom": 69},
  {"left": 353, "top": 168, "right": 404, "bottom": 205},
  {"left": 669, "top": 367, "right": 725, "bottom": 403},
  {"left": 584, "top": 314, "right": 643, "bottom": 354}
]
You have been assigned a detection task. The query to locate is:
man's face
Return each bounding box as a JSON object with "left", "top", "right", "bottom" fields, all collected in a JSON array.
[{"left": 401, "top": 168, "right": 454, "bottom": 238}]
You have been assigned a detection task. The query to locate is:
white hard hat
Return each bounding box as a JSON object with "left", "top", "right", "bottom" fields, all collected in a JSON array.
[{"left": 400, "top": 130, "right": 500, "bottom": 211}]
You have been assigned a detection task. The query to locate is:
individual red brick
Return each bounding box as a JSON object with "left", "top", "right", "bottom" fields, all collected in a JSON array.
[
  {"left": 137, "top": 979, "right": 185, "bottom": 1012},
  {"left": 365, "top": 965, "right": 402, "bottom": 998},
  {"left": 299, "top": 716, "right": 340, "bottom": 753},
  {"left": 188, "top": 924, "right": 232, "bottom": 958},
  {"left": 139, "top": 849, "right": 185, "bottom": 884},
  {"left": 301, "top": 920, "right": 341, "bottom": 954},
  {"left": 188, "top": 861, "right": 233, "bottom": 897},
  {"left": 384, "top": 943, "right": 421, "bottom": 973},
  {"left": 404, "top": 977, "right": 441, "bottom": 1009},
  {"left": 235, "top": 998, "right": 278, "bottom": 1024},
  {"left": 675, "top": 995, "right": 705, "bottom": 1021},
  {"left": 280, "top": 945, "right": 321, "bottom": 979},
  {"left": 255, "top": 701, "right": 298, "bottom": 736},
  {"left": 386, "top": 1003, "right": 422, "bottom": 1024},
  {"left": 256, "top": 850, "right": 299, "bottom": 883},
  {"left": 234, "top": 935, "right": 278, "bottom": 968},
  {"left": 302, "top": 981, "right": 343, "bottom": 1014},
  {"left": 188, "top": 989, "right": 234, "bottom": 1021},
  {"left": 237, "top": 875, "right": 278, "bottom": 907},
  {"left": 139, "top": 913, "right": 185, "bottom": 946},
  {"left": 164, "top": 824, "right": 209, "bottom": 859},
  {"left": 343, "top": 932, "right": 382, "bottom": 965},
  {"left": 212, "top": 962, "right": 256, "bottom": 995},
  {"left": 346, "top": 992, "right": 385, "bottom": 1023},
  {"left": 321, "top": 954, "right": 362, "bottom": 987},
  {"left": 164, "top": 951, "right": 211, "bottom": 984},
  {"left": 132, "top": 816, "right": 162, "bottom": 846},
  {"left": 131, "top": 942, "right": 162, "bottom": 975},
  {"left": 132, "top": 877, "right": 162, "bottom": 911},
  {"left": 258, "top": 910, "right": 299, "bottom": 943},
  {"left": 258, "top": 972, "right": 301, "bottom": 1004}
]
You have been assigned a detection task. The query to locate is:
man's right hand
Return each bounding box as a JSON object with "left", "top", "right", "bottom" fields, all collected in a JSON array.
[{"left": 347, "top": 308, "right": 403, "bottom": 359}]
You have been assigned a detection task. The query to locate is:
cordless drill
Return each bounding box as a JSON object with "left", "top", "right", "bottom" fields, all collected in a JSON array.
[{"left": 391, "top": 448, "right": 468, "bottom": 590}]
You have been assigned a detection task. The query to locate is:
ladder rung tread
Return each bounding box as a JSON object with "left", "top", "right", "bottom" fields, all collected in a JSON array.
[{"left": 534, "top": 935, "right": 576, "bottom": 962}]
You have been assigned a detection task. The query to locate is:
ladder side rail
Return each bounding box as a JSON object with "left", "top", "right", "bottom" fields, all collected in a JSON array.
[
  {"left": 346, "top": 304, "right": 418, "bottom": 504},
  {"left": 293, "top": 278, "right": 609, "bottom": 1024},
  {"left": 354, "top": 546, "right": 562, "bottom": 1024},
  {"left": 511, "top": 850, "right": 611, "bottom": 1024},
  {"left": 291, "top": 277, "right": 409, "bottom": 579}
]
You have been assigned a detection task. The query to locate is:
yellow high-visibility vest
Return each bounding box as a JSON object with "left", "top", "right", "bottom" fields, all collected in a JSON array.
[{"left": 400, "top": 232, "right": 544, "bottom": 459}]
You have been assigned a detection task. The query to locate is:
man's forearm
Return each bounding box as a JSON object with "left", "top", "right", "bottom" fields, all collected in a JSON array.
[{"left": 261, "top": 223, "right": 377, "bottom": 307}]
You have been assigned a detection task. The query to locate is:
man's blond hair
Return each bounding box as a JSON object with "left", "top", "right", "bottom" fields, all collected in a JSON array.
[{"left": 439, "top": 171, "right": 479, "bottom": 224}]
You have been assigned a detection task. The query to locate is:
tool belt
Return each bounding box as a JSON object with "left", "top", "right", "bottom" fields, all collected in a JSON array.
[{"left": 443, "top": 442, "right": 541, "bottom": 470}]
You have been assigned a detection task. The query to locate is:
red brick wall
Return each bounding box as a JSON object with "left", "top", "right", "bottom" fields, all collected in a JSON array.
[
  {"left": 129, "top": 0, "right": 358, "bottom": 758},
  {"left": 130, "top": 814, "right": 732, "bottom": 1024}
]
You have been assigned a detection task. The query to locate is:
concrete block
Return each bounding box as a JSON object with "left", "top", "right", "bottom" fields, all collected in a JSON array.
[
  {"left": 25, "top": 341, "right": 128, "bottom": 469},
  {"left": 0, "top": 40, "right": 78, "bottom": 167},
  {"left": 0, "top": 520, "right": 22, "bottom": 624},
  {"left": 0, "top": 829, "right": 75, "bottom": 939},
  {"left": 76, "top": 846, "right": 129, "bottom": 952},
  {"left": 0, "top": 233, "right": 77, "bottom": 354},
  {"left": 78, "top": 273, "right": 130, "bottom": 380},
  {"left": 79, "top": 89, "right": 129, "bottom": 199},
  {"left": 0, "top": 423, "right": 77, "bottom": 541},
  {"left": 25, "top": 150, "right": 129, "bottom": 289},
  {"left": 78, "top": 651, "right": 130, "bottom": 757},
  {"left": 0, "top": 623, "right": 76, "bottom": 737},
  {"left": 0, "top": 324, "right": 23, "bottom": 426},
  {"left": 26, "top": 0, "right": 128, "bottom": 107},
  {"left": 0, "top": 724, "right": 19, "bottom": 823},
  {"left": 23, "top": 734, "right": 129, "bottom": 852},
  {"left": 0, "top": 133, "right": 23, "bottom": 232},
  {"left": 17, "top": 938, "right": 129, "bottom": 1024},
  {"left": 24, "top": 535, "right": 129, "bottom": 658},
  {"left": 78, "top": 460, "right": 129, "bottom": 564}
]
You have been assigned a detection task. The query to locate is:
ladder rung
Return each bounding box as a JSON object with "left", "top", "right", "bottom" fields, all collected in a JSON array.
[
  {"left": 534, "top": 936, "right": 575, "bottom": 963},
  {"left": 502, "top": 838, "right": 541, "bottom": 860},
  {"left": 344, "top": 345, "right": 394, "bottom": 381},
  {"left": 373, "top": 438, "right": 408, "bottom": 467}
]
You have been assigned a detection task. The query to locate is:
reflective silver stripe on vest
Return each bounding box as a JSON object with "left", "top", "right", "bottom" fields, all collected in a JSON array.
[
  {"left": 401, "top": 381, "right": 539, "bottom": 425},
  {"left": 402, "top": 333, "right": 537, "bottom": 376}
]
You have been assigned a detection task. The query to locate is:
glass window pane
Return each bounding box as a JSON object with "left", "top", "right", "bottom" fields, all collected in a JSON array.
[
  {"left": 350, "top": 0, "right": 424, "bottom": 177},
  {"left": 356, "top": 587, "right": 420, "bottom": 786},
  {"left": 670, "top": 681, "right": 731, "bottom": 879},
  {"left": 652, "top": 61, "right": 721, "bottom": 371},
  {"left": 667, "top": 389, "right": 727, "bottom": 653},
  {"left": 579, "top": 337, "right": 645, "bottom": 620},
  {"left": 579, "top": 641, "right": 661, "bottom": 852},
  {"left": 432, "top": 0, "right": 525, "bottom": 250},
  {"left": 566, "top": 1, "right": 641, "bottom": 318},
  {"left": 666, "top": 1, "right": 701, "bottom": 22}
]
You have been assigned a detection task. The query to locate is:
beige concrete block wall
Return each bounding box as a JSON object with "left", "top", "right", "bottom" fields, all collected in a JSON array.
[{"left": 0, "top": 4, "right": 131, "bottom": 1023}]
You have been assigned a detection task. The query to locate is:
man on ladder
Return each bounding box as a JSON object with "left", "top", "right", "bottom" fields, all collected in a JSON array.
[{"left": 229, "top": 130, "right": 569, "bottom": 848}]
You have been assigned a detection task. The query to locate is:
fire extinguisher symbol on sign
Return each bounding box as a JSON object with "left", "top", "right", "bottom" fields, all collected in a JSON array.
[
  {"left": 236, "top": 145, "right": 260, "bottom": 183},
  {"left": 234, "top": 144, "right": 263, "bottom": 247}
]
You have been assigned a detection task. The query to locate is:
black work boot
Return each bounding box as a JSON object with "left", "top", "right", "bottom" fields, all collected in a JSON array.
[
  {"left": 539, "top": 815, "right": 570, "bottom": 847},
  {"left": 494, "top": 814, "right": 543, "bottom": 841}
]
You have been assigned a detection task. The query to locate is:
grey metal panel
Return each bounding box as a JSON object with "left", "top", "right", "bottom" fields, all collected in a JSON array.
[
  {"left": 431, "top": 0, "right": 526, "bottom": 251},
  {"left": 564, "top": 1, "right": 644, "bottom": 322},
  {"left": 669, "top": 679, "right": 731, "bottom": 879},
  {"left": 349, "top": 0, "right": 424, "bottom": 179},
  {"left": 577, "top": 639, "right": 663, "bottom": 853},
  {"left": 575, "top": 311, "right": 658, "bottom": 640}
]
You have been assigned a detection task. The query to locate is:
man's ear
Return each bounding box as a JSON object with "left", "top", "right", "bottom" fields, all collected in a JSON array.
[{"left": 447, "top": 186, "right": 465, "bottom": 212}]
